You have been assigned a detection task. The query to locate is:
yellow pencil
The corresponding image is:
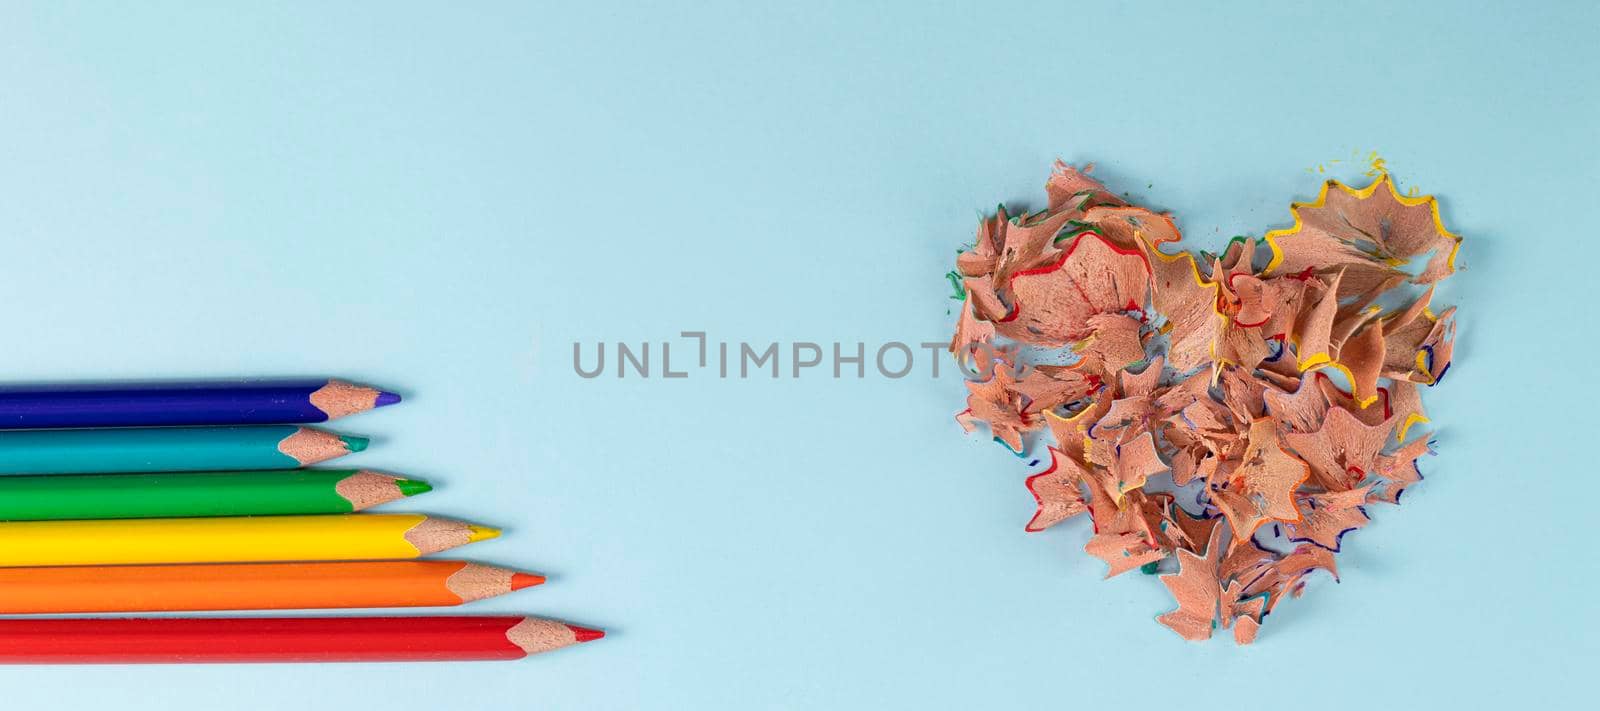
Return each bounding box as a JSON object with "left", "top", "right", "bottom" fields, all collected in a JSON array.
[{"left": 0, "top": 514, "right": 500, "bottom": 567}]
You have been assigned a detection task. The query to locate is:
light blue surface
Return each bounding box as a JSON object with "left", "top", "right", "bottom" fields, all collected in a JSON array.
[{"left": 0, "top": 1, "right": 1594, "bottom": 708}]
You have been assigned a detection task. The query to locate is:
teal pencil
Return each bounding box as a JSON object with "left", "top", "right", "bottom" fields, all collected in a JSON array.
[{"left": 0, "top": 426, "right": 367, "bottom": 475}]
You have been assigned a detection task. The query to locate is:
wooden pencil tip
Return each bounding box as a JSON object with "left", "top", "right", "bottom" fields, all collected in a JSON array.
[
  {"left": 281, "top": 427, "right": 363, "bottom": 465},
  {"left": 566, "top": 625, "right": 605, "bottom": 642},
  {"left": 313, "top": 380, "right": 396, "bottom": 419},
  {"left": 338, "top": 471, "right": 421, "bottom": 510},
  {"left": 510, "top": 573, "right": 546, "bottom": 590},
  {"left": 404, "top": 517, "right": 492, "bottom": 555}
]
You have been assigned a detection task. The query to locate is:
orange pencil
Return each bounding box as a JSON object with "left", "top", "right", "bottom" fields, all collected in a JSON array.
[{"left": 0, "top": 560, "right": 545, "bottom": 614}]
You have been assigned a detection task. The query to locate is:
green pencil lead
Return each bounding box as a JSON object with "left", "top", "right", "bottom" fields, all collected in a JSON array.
[{"left": 395, "top": 479, "right": 433, "bottom": 497}]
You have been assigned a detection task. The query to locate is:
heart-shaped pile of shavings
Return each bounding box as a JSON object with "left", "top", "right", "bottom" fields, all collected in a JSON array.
[{"left": 947, "top": 161, "right": 1460, "bottom": 643}]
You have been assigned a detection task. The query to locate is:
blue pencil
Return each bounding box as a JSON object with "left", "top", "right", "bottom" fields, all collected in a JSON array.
[
  {"left": 0, "top": 379, "right": 399, "bottom": 429},
  {"left": 0, "top": 425, "right": 369, "bottom": 474}
]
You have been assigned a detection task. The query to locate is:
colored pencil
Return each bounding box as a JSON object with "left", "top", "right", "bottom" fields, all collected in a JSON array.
[
  {"left": 0, "top": 514, "right": 498, "bottom": 567},
  {"left": 0, "top": 469, "right": 431, "bottom": 521},
  {"left": 0, "top": 425, "right": 365, "bottom": 475},
  {"left": 0, "top": 561, "right": 544, "bottom": 614},
  {"left": 0, "top": 378, "right": 400, "bottom": 429},
  {"left": 0, "top": 616, "right": 603, "bottom": 664}
]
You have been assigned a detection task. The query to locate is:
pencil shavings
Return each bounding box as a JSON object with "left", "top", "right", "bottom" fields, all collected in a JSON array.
[{"left": 948, "top": 161, "right": 1463, "bottom": 643}]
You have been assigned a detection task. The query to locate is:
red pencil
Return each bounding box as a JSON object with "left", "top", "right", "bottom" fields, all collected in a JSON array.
[{"left": 0, "top": 616, "right": 604, "bottom": 664}]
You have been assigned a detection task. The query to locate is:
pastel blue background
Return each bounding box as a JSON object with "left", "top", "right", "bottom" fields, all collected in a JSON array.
[{"left": 0, "top": 1, "right": 1594, "bottom": 708}]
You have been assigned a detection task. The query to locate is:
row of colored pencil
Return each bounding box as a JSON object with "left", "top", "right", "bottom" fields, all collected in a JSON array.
[{"left": 0, "top": 379, "right": 603, "bottom": 664}]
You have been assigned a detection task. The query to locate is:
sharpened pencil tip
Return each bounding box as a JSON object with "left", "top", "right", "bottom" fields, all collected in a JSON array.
[
  {"left": 510, "top": 573, "right": 546, "bottom": 590},
  {"left": 339, "top": 435, "right": 370, "bottom": 453},
  {"left": 375, "top": 391, "right": 402, "bottom": 407},
  {"left": 395, "top": 478, "right": 432, "bottom": 497},
  {"left": 466, "top": 524, "right": 501, "bottom": 543},
  {"left": 567, "top": 625, "right": 605, "bottom": 642}
]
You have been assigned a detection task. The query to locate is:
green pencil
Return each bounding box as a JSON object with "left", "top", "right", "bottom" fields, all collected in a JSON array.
[
  {"left": 0, "top": 470, "right": 432, "bottom": 521},
  {"left": 0, "top": 425, "right": 366, "bottom": 475}
]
